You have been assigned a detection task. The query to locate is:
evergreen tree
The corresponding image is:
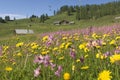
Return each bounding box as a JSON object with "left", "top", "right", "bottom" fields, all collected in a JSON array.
[
  {"left": 76, "top": 8, "right": 80, "bottom": 20},
  {"left": 5, "top": 16, "right": 10, "bottom": 21},
  {"left": 0, "top": 17, "right": 6, "bottom": 23},
  {"left": 40, "top": 14, "right": 45, "bottom": 23}
]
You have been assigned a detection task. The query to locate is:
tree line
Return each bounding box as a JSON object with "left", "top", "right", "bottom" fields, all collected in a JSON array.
[
  {"left": 55, "top": 1, "right": 120, "bottom": 20},
  {"left": 0, "top": 16, "right": 12, "bottom": 23}
]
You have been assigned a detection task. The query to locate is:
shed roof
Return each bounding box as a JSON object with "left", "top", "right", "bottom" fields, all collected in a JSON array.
[{"left": 15, "top": 29, "right": 34, "bottom": 34}]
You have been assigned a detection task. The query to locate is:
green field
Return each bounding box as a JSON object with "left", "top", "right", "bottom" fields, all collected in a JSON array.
[{"left": 1, "top": 13, "right": 120, "bottom": 41}]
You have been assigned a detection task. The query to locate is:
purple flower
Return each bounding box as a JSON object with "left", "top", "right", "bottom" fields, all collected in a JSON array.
[
  {"left": 43, "top": 60, "right": 50, "bottom": 67},
  {"left": 70, "top": 50, "right": 76, "bottom": 59},
  {"left": 114, "top": 50, "right": 120, "bottom": 54},
  {"left": 55, "top": 70, "right": 60, "bottom": 77},
  {"left": 80, "top": 56, "right": 84, "bottom": 63},
  {"left": 34, "top": 67, "right": 41, "bottom": 77},
  {"left": 55, "top": 65, "right": 62, "bottom": 77},
  {"left": 104, "top": 51, "right": 111, "bottom": 57},
  {"left": 43, "top": 55, "right": 50, "bottom": 67},
  {"left": 44, "top": 55, "right": 50, "bottom": 61},
  {"left": 0, "top": 46, "right": 2, "bottom": 56},
  {"left": 58, "top": 65, "right": 62, "bottom": 71},
  {"left": 33, "top": 55, "right": 44, "bottom": 64},
  {"left": 50, "top": 62, "right": 56, "bottom": 70}
]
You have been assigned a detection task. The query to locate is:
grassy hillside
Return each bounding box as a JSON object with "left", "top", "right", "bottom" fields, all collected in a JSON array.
[{"left": 0, "top": 13, "right": 120, "bottom": 40}]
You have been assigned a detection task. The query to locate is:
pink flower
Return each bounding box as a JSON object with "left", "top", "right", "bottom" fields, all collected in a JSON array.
[
  {"left": 50, "top": 62, "right": 56, "bottom": 70},
  {"left": 70, "top": 50, "right": 76, "bottom": 59},
  {"left": 34, "top": 67, "right": 41, "bottom": 77},
  {"left": 33, "top": 55, "right": 44, "bottom": 64},
  {"left": 55, "top": 65, "right": 62, "bottom": 77},
  {"left": 0, "top": 46, "right": 2, "bottom": 56}
]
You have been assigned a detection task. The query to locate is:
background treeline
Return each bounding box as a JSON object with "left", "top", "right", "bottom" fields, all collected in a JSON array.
[{"left": 56, "top": 1, "right": 120, "bottom": 20}]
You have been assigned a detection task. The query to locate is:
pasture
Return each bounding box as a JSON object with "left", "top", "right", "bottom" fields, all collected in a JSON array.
[{"left": 0, "top": 24, "right": 120, "bottom": 80}]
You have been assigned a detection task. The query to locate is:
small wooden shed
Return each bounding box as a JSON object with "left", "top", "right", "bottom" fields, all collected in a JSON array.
[{"left": 15, "top": 29, "right": 34, "bottom": 34}]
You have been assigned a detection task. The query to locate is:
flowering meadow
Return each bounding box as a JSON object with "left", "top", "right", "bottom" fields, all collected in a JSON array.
[{"left": 1, "top": 25, "right": 120, "bottom": 80}]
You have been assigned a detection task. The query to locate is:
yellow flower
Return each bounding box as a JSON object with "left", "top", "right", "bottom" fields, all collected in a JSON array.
[
  {"left": 72, "top": 65, "right": 75, "bottom": 71},
  {"left": 110, "top": 54, "right": 120, "bottom": 63},
  {"left": 62, "top": 36, "right": 67, "bottom": 40},
  {"left": 63, "top": 72, "right": 70, "bottom": 80},
  {"left": 109, "top": 40, "right": 116, "bottom": 45},
  {"left": 79, "top": 43, "right": 86, "bottom": 49},
  {"left": 81, "top": 66, "right": 89, "bottom": 70},
  {"left": 12, "top": 62, "right": 16, "bottom": 65},
  {"left": 42, "top": 36, "right": 49, "bottom": 42},
  {"left": 84, "top": 54, "right": 88, "bottom": 58},
  {"left": 98, "top": 70, "right": 112, "bottom": 80},
  {"left": 116, "top": 36, "right": 120, "bottom": 40},
  {"left": 100, "top": 55, "right": 104, "bottom": 60},
  {"left": 59, "top": 43, "right": 66, "bottom": 49},
  {"left": 17, "top": 52, "right": 22, "bottom": 57},
  {"left": 84, "top": 47, "right": 89, "bottom": 53},
  {"left": 50, "top": 60, "right": 53, "bottom": 63},
  {"left": 16, "top": 42, "right": 24, "bottom": 47},
  {"left": 103, "top": 34, "right": 109, "bottom": 39},
  {"left": 102, "top": 42, "right": 106, "bottom": 46},
  {"left": 31, "top": 44, "right": 39, "bottom": 49},
  {"left": 92, "top": 33, "right": 99, "bottom": 39},
  {"left": 59, "top": 56, "right": 64, "bottom": 60},
  {"left": 53, "top": 47, "right": 58, "bottom": 51},
  {"left": 76, "top": 59, "right": 80, "bottom": 62},
  {"left": 41, "top": 50, "right": 49, "bottom": 55},
  {"left": 5, "top": 67, "right": 12, "bottom": 71},
  {"left": 65, "top": 42, "right": 72, "bottom": 49},
  {"left": 96, "top": 53, "right": 101, "bottom": 58}
]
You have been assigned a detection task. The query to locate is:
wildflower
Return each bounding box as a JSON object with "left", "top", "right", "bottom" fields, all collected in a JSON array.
[
  {"left": 115, "top": 36, "right": 120, "bottom": 40},
  {"left": 84, "top": 47, "right": 89, "bottom": 53},
  {"left": 81, "top": 66, "right": 89, "bottom": 70},
  {"left": 92, "top": 40, "right": 98, "bottom": 47},
  {"left": 79, "top": 43, "right": 86, "bottom": 49},
  {"left": 17, "top": 52, "right": 22, "bottom": 57},
  {"left": 33, "top": 55, "right": 44, "bottom": 64},
  {"left": 55, "top": 66, "right": 62, "bottom": 77},
  {"left": 65, "top": 42, "right": 72, "bottom": 49},
  {"left": 97, "top": 70, "right": 112, "bottom": 80},
  {"left": 72, "top": 65, "right": 75, "bottom": 71},
  {"left": 76, "top": 59, "right": 80, "bottom": 62},
  {"left": 50, "top": 62, "right": 56, "bottom": 70},
  {"left": 53, "top": 47, "right": 58, "bottom": 51},
  {"left": 0, "top": 46, "right": 2, "bottom": 56},
  {"left": 42, "top": 36, "right": 49, "bottom": 42},
  {"left": 102, "top": 42, "right": 106, "bottom": 46},
  {"left": 59, "top": 56, "right": 64, "bottom": 60},
  {"left": 5, "top": 67, "right": 12, "bottom": 71},
  {"left": 96, "top": 53, "right": 101, "bottom": 58},
  {"left": 63, "top": 72, "right": 70, "bottom": 80},
  {"left": 62, "top": 36, "right": 67, "bottom": 40},
  {"left": 104, "top": 51, "right": 111, "bottom": 57},
  {"left": 16, "top": 42, "right": 24, "bottom": 47},
  {"left": 59, "top": 43, "right": 65, "bottom": 49},
  {"left": 69, "top": 50, "right": 76, "bottom": 59},
  {"left": 80, "top": 56, "right": 84, "bottom": 63},
  {"left": 109, "top": 40, "right": 116, "bottom": 45},
  {"left": 84, "top": 54, "right": 88, "bottom": 58},
  {"left": 43, "top": 55, "right": 50, "bottom": 67},
  {"left": 31, "top": 44, "right": 39, "bottom": 49},
  {"left": 110, "top": 54, "right": 120, "bottom": 63},
  {"left": 12, "top": 62, "right": 16, "bottom": 65},
  {"left": 92, "top": 33, "right": 99, "bottom": 39},
  {"left": 103, "top": 34, "right": 109, "bottom": 39},
  {"left": 34, "top": 67, "right": 41, "bottom": 77}
]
